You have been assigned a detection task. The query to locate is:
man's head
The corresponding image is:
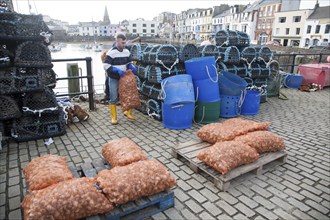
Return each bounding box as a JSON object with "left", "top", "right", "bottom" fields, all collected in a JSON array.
[{"left": 116, "top": 33, "right": 127, "bottom": 50}]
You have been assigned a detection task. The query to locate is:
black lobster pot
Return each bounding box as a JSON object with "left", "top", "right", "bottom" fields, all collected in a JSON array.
[
  {"left": 141, "top": 45, "right": 154, "bottom": 64},
  {"left": 14, "top": 41, "right": 53, "bottom": 68},
  {"left": 177, "top": 44, "right": 200, "bottom": 62},
  {"left": 0, "top": 68, "right": 18, "bottom": 95},
  {"left": 11, "top": 111, "right": 66, "bottom": 142},
  {"left": 255, "top": 46, "right": 273, "bottom": 63},
  {"left": 234, "top": 63, "right": 248, "bottom": 78},
  {"left": 141, "top": 81, "right": 161, "bottom": 100},
  {"left": 259, "top": 63, "right": 271, "bottom": 79},
  {"left": 136, "top": 63, "right": 149, "bottom": 80},
  {"left": 217, "top": 46, "right": 240, "bottom": 64},
  {"left": 148, "top": 44, "right": 178, "bottom": 65},
  {"left": 240, "top": 46, "right": 257, "bottom": 63},
  {"left": 0, "top": 95, "right": 21, "bottom": 120},
  {"left": 146, "top": 99, "right": 162, "bottom": 121},
  {"left": 22, "top": 89, "right": 59, "bottom": 116},
  {"left": 146, "top": 65, "right": 179, "bottom": 84},
  {"left": 130, "top": 44, "right": 148, "bottom": 61},
  {"left": 0, "top": 46, "right": 14, "bottom": 68},
  {"left": 237, "top": 31, "right": 250, "bottom": 47},
  {"left": 247, "top": 62, "right": 261, "bottom": 79},
  {"left": 198, "top": 44, "right": 219, "bottom": 58},
  {"left": 0, "top": 13, "right": 51, "bottom": 42},
  {"left": 215, "top": 30, "right": 239, "bottom": 47}
]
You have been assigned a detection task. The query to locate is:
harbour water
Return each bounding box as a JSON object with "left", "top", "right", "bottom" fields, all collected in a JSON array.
[{"left": 50, "top": 43, "right": 112, "bottom": 96}]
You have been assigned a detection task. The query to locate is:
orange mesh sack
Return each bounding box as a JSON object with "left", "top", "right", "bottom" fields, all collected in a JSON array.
[
  {"left": 96, "top": 160, "right": 176, "bottom": 205},
  {"left": 23, "top": 154, "right": 74, "bottom": 191},
  {"left": 234, "top": 130, "right": 286, "bottom": 153},
  {"left": 102, "top": 137, "right": 148, "bottom": 167},
  {"left": 118, "top": 69, "right": 141, "bottom": 112},
  {"left": 196, "top": 118, "right": 270, "bottom": 144},
  {"left": 21, "top": 177, "right": 114, "bottom": 220},
  {"left": 197, "top": 141, "right": 259, "bottom": 174}
]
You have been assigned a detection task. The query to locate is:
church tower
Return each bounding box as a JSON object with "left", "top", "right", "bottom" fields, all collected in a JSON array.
[{"left": 103, "top": 6, "right": 110, "bottom": 24}]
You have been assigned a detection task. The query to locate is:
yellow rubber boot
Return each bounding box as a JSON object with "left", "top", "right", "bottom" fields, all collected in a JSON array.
[
  {"left": 124, "top": 109, "right": 136, "bottom": 120},
  {"left": 109, "top": 104, "right": 118, "bottom": 125}
]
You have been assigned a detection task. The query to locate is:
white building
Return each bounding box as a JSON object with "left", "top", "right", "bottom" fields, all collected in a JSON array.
[
  {"left": 126, "top": 18, "right": 158, "bottom": 37},
  {"left": 272, "top": 9, "right": 313, "bottom": 47},
  {"left": 302, "top": 5, "right": 330, "bottom": 48}
]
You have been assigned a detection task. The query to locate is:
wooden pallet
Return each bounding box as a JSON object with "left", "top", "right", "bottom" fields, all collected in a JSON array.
[
  {"left": 172, "top": 139, "right": 287, "bottom": 191},
  {"left": 69, "top": 158, "right": 175, "bottom": 220}
]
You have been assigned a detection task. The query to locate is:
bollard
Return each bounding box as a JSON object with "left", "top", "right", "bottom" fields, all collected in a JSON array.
[{"left": 67, "top": 63, "right": 80, "bottom": 98}]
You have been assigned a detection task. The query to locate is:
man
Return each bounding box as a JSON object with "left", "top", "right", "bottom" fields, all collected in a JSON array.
[
  {"left": 102, "top": 33, "right": 137, "bottom": 125},
  {"left": 102, "top": 35, "right": 141, "bottom": 102}
]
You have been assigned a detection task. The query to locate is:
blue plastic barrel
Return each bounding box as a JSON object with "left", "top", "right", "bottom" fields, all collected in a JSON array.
[
  {"left": 193, "top": 76, "right": 220, "bottom": 102},
  {"left": 219, "top": 95, "right": 241, "bottom": 118},
  {"left": 184, "top": 57, "right": 217, "bottom": 81},
  {"left": 285, "top": 74, "right": 303, "bottom": 89},
  {"left": 162, "top": 102, "right": 195, "bottom": 130},
  {"left": 241, "top": 90, "right": 261, "bottom": 115},
  {"left": 161, "top": 75, "right": 195, "bottom": 104},
  {"left": 219, "top": 71, "right": 247, "bottom": 96}
]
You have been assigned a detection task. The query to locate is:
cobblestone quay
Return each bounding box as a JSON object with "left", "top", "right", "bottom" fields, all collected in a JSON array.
[{"left": 1, "top": 88, "right": 329, "bottom": 219}]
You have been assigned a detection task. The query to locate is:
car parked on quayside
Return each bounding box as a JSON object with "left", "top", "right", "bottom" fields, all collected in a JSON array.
[
  {"left": 308, "top": 42, "right": 330, "bottom": 50},
  {"left": 264, "top": 41, "right": 282, "bottom": 46}
]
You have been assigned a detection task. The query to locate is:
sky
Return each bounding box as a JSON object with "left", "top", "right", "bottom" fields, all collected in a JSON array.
[{"left": 13, "top": 0, "right": 330, "bottom": 25}]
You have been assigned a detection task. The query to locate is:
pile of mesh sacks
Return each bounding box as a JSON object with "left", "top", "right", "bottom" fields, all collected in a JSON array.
[
  {"left": 21, "top": 138, "right": 176, "bottom": 220},
  {"left": 196, "top": 118, "right": 285, "bottom": 174}
]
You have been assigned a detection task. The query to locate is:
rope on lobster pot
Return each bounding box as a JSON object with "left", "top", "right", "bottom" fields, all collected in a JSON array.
[
  {"left": 241, "top": 57, "right": 257, "bottom": 69},
  {"left": 258, "top": 57, "right": 274, "bottom": 68},
  {"left": 40, "top": 31, "right": 52, "bottom": 44},
  {"left": 156, "top": 58, "right": 179, "bottom": 75},
  {"left": 22, "top": 106, "right": 58, "bottom": 117}
]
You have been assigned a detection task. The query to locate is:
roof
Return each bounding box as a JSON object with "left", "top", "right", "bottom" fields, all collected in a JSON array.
[
  {"left": 258, "top": 0, "right": 281, "bottom": 7},
  {"left": 308, "top": 5, "right": 330, "bottom": 20},
  {"left": 213, "top": 8, "right": 231, "bottom": 18},
  {"left": 243, "top": 0, "right": 263, "bottom": 12}
]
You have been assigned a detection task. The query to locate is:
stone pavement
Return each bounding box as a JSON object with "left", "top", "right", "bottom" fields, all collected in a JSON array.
[{"left": 1, "top": 88, "right": 329, "bottom": 220}]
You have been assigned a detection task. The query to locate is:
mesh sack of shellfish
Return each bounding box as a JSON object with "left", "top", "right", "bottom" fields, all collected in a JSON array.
[
  {"left": 118, "top": 69, "right": 141, "bottom": 112},
  {"left": 196, "top": 118, "right": 270, "bottom": 144},
  {"left": 102, "top": 137, "right": 148, "bottom": 167},
  {"left": 197, "top": 141, "right": 259, "bottom": 174},
  {"left": 234, "top": 130, "right": 286, "bottom": 153},
  {"left": 21, "top": 177, "right": 114, "bottom": 220},
  {"left": 23, "top": 154, "right": 74, "bottom": 191},
  {"left": 96, "top": 160, "right": 176, "bottom": 205}
]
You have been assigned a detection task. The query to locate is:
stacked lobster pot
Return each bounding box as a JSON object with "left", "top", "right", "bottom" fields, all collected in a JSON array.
[
  {"left": 215, "top": 29, "right": 275, "bottom": 103},
  {"left": 131, "top": 44, "right": 184, "bottom": 121},
  {"left": 0, "top": 10, "right": 65, "bottom": 142}
]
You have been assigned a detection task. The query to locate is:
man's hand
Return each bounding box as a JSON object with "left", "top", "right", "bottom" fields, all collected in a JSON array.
[
  {"left": 101, "top": 51, "right": 106, "bottom": 63},
  {"left": 127, "top": 63, "right": 137, "bottom": 74}
]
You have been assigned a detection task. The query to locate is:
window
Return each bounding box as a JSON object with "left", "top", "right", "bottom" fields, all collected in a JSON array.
[
  {"left": 151, "top": 29, "right": 155, "bottom": 33},
  {"left": 133, "top": 23, "right": 136, "bottom": 27},
  {"left": 296, "top": 28, "right": 300, "bottom": 35},
  {"left": 276, "top": 28, "right": 280, "bottom": 34},
  {"left": 143, "top": 29, "right": 146, "bottom": 33},
  {"left": 143, "top": 24, "right": 146, "bottom": 27},
  {"left": 286, "top": 28, "right": 289, "bottom": 35},
  {"left": 325, "top": 24, "right": 330, "bottom": 34},
  {"left": 305, "top": 38, "right": 310, "bottom": 47},
  {"left": 132, "top": 29, "right": 136, "bottom": 33},
  {"left": 151, "top": 24, "right": 155, "bottom": 27},
  {"left": 315, "top": 25, "right": 320, "bottom": 33},
  {"left": 307, "top": 25, "right": 312, "bottom": 34},
  {"left": 293, "top": 16, "right": 301, "bottom": 22},
  {"left": 279, "top": 17, "right": 286, "bottom": 23}
]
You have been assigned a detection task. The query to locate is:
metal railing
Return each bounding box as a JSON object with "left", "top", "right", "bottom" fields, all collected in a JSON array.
[
  {"left": 273, "top": 52, "right": 330, "bottom": 73},
  {"left": 52, "top": 57, "right": 95, "bottom": 111}
]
